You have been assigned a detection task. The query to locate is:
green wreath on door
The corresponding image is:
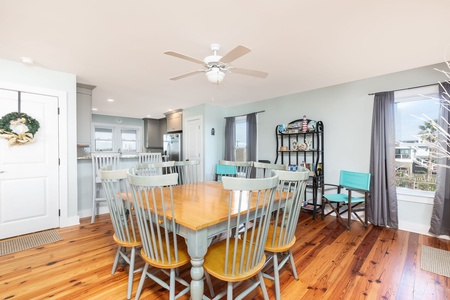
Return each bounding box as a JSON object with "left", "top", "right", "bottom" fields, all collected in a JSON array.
[{"left": 0, "top": 112, "right": 40, "bottom": 147}]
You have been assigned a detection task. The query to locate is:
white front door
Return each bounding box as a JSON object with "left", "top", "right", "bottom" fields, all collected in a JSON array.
[
  {"left": 0, "top": 88, "right": 59, "bottom": 239},
  {"left": 185, "top": 116, "right": 203, "bottom": 181}
]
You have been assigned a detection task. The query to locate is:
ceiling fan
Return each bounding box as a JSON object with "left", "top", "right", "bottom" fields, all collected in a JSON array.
[{"left": 164, "top": 44, "right": 269, "bottom": 84}]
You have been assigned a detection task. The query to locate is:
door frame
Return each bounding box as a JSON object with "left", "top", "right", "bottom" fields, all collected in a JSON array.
[
  {"left": 0, "top": 81, "right": 69, "bottom": 227},
  {"left": 184, "top": 115, "right": 204, "bottom": 181}
]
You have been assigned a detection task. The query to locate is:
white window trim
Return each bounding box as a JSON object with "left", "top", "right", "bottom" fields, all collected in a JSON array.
[
  {"left": 394, "top": 84, "right": 439, "bottom": 201},
  {"left": 92, "top": 122, "right": 141, "bottom": 154}
]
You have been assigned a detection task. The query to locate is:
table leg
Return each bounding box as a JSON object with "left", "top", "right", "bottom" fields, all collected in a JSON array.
[{"left": 186, "top": 229, "right": 208, "bottom": 300}]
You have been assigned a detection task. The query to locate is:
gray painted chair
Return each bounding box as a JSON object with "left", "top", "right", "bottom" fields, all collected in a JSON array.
[
  {"left": 173, "top": 160, "right": 200, "bottom": 184},
  {"left": 127, "top": 172, "right": 190, "bottom": 300},
  {"left": 253, "top": 161, "right": 287, "bottom": 178},
  {"left": 138, "top": 152, "right": 162, "bottom": 164},
  {"left": 262, "top": 169, "right": 309, "bottom": 300},
  {"left": 99, "top": 168, "right": 141, "bottom": 300},
  {"left": 135, "top": 160, "right": 174, "bottom": 176},
  {"left": 203, "top": 175, "right": 279, "bottom": 300}
]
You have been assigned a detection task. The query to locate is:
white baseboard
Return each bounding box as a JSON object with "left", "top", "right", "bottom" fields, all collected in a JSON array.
[
  {"left": 399, "top": 220, "right": 450, "bottom": 240},
  {"left": 60, "top": 215, "right": 80, "bottom": 227},
  {"left": 77, "top": 205, "right": 110, "bottom": 219}
]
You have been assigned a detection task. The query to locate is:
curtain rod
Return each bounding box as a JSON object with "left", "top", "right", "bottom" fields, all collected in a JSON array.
[
  {"left": 368, "top": 83, "right": 438, "bottom": 96},
  {"left": 224, "top": 110, "right": 265, "bottom": 119}
]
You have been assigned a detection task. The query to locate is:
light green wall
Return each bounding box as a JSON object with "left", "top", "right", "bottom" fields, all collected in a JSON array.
[
  {"left": 222, "top": 62, "right": 449, "bottom": 184},
  {"left": 92, "top": 114, "right": 144, "bottom": 127}
]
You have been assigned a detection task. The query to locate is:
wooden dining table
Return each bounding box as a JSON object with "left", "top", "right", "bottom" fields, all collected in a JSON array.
[{"left": 146, "top": 180, "right": 277, "bottom": 300}]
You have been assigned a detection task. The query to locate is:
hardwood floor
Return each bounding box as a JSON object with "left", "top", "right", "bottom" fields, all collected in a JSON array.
[{"left": 1, "top": 213, "right": 449, "bottom": 300}]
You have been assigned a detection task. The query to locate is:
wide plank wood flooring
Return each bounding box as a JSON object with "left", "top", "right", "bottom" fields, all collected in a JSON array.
[{"left": 1, "top": 213, "right": 449, "bottom": 300}]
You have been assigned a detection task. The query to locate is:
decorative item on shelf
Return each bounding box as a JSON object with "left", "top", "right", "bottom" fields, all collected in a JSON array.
[
  {"left": 279, "top": 146, "right": 288, "bottom": 151},
  {"left": 288, "top": 165, "right": 298, "bottom": 171},
  {"left": 277, "top": 124, "right": 286, "bottom": 133},
  {"left": 298, "top": 142, "right": 308, "bottom": 151},
  {"left": 302, "top": 115, "right": 308, "bottom": 132},
  {"left": 292, "top": 139, "right": 298, "bottom": 150},
  {"left": 305, "top": 139, "right": 312, "bottom": 150},
  {"left": 0, "top": 112, "right": 40, "bottom": 147},
  {"left": 317, "top": 163, "right": 323, "bottom": 176},
  {"left": 308, "top": 120, "right": 317, "bottom": 132}
]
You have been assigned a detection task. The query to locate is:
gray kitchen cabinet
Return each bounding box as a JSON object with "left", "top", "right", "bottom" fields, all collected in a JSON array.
[
  {"left": 165, "top": 110, "right": 182, "bottom": 132},
  {"left": 143, "top": 118, "right": 163, "bottom": 148},
  {"left": 76, "top": 83, "right": 95, "bottom": 146}
]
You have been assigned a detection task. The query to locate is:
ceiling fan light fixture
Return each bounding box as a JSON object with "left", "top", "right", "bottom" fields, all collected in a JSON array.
[{"left": 206, "top": 67, "right": 225, "bottom": 84}]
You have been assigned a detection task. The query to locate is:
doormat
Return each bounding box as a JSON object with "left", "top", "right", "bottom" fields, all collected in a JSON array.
[
  {"left": 0, "top": 229, "right": 62, "bottom": 256},
  {"left": 421, "top": 245, "right": 450, "bottom": 278}
]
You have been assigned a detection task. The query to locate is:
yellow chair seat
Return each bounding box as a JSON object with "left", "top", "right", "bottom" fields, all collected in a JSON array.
[
  {"left": 140, "top": 234, "right": 190, "bottom": 269},
  {"left": 204, "top": 238, "right": 266, "bottom": 282}
]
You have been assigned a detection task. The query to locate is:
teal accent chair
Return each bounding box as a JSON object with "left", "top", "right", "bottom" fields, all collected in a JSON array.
[{"left": 321, "top": 170, "right": 371, "bottom": 230}]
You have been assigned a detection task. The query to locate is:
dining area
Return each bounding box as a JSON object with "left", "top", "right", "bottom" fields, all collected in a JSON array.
[
  {"left": 95, "top": 157, "right": 310, "bottom": 300},
  {"left": 2, "top": 179, "right": 449, "bottom": 299}
]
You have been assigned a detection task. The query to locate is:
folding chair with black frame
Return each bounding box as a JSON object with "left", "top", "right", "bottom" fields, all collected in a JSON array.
[{"left": 321, "top": 170, "right": 371, "bottom": 230}]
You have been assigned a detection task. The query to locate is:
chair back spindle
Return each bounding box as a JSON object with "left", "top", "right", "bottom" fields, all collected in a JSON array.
[
  {"left": 135, "top": 161, "right": 175, "bottom": 176},
  {"left": 173, "top": 160, "right": 200, "bottom": 184},
  {"left": 138, "top": 152, "right": 162, "bottom": 164}
]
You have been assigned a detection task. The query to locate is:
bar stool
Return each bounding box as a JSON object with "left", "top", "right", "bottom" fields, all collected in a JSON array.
[
  {"left": 91, "top": 152, "right": 120, "bottom": 223},
  {"left": 138, "top": 152, "right": 162, "bottom": 164}
]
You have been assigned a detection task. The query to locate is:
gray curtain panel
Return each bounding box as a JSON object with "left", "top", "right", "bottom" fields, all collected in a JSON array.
[
  {"left": 429, "top": 82, "right": 450, "bottom": 236},
  {"left": 224, "top": 117, "right": 236, "bottom": 161},
  {"left": 369, "top": 92, "right": 398, "bottom": 228},
  {"left": 246, "top": 113, "right": 257, "bottom": 162}
]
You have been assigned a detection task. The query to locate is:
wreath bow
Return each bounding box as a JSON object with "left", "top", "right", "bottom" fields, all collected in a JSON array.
[{"left": 0, "top": 112, "right": 40, "bottom": 147}]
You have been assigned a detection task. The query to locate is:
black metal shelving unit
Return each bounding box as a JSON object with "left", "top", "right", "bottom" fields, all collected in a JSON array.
[{"left": 275, "top": 118, "right": 324, "bottom": 219}]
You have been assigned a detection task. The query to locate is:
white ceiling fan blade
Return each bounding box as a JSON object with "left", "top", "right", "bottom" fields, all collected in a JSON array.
[
  {"left": 220, "top": 45, "right": 251, "bottom": 63},
  {"left": 169, "top": 70, "right": 204, "bottom": 81},
  {"left": 164, "top": 51, "right": 205, "bottom": 65},
  {"left": 231, "top": 67, "right": 268, "bottom": 79}
]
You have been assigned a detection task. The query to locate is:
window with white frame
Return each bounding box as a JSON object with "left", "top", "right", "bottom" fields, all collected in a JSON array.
[
  {"left": 94, "top": 127, "right": 114, "bottom": 151},
  {"left": 394, "top": 85, "right": 439, "bottom": 192},
  {"left": 93, "top": 124, "right": 140, "bottom": 154},
  {"left": 121, "top": 129, "right": 138, "bottom": 152}
]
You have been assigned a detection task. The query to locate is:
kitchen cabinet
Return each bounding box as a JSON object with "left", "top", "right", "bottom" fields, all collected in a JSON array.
[
  {"left": 143, "top": 118, "right": 163, "bottom": 148},
  {"left": 165, "top": 110, "right": 182, "bottom": 132},
  {"left": 76, "top": 83, "right": 95, "bottom": 146}
]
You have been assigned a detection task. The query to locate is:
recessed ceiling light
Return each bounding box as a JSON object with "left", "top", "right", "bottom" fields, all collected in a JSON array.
[
  {"left": 146, "top": 114, "right": 152, "bottom": 118},
  {"left": 92, "top": 108, "right": 98, "bottom": 111},
  {"left": 107, "top": 98, "right": 114, "bottom": 102},
  {"left": 168, "top": 108, "right": 173, "bottom": 111},
  {"left": 21, "top": 57, "right": 34, "bottom": 64}
]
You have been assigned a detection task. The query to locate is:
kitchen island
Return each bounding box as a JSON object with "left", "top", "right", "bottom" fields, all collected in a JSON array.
[{"left": 77, "top": 155, "right": 139, "bottom": 218}]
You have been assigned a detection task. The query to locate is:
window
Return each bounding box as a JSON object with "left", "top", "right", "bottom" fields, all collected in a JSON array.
[
  {"left": 394, "top": 85, "right": 439, "bottom": 192},
  {"left": 94, "top": 127, "right": 113, "bottom": 151},
  {"left": 93, "top": 124, "right": 140, "bottom": 154},
  {"left": 235, "top": 116, "right": 247, "bottom": 161},
  {"left": 121, "top": 129, "right": 138, "bottom": 152}
]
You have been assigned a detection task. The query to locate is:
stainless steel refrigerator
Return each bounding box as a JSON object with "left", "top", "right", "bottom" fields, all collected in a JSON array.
[{"left": 163, "top": 133, "right": 182, "bottom": 161}]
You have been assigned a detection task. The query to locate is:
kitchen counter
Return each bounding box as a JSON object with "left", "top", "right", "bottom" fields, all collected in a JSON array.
[
  {"left": 77, "top": 154, "right": 139, "bottom": 160},
  {"left": 77, "top": 154, "right": 139, "bottom": 217}
]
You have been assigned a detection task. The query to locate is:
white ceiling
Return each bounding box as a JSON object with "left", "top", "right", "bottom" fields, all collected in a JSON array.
[{"left": 1, "top": 0, "right": 450, "bottom": 119}]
